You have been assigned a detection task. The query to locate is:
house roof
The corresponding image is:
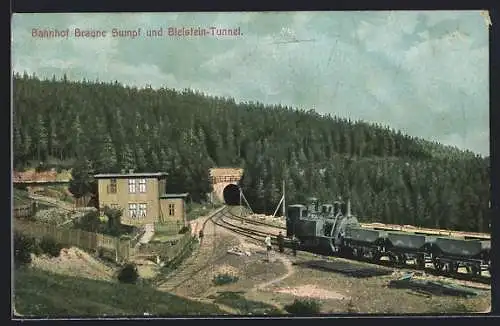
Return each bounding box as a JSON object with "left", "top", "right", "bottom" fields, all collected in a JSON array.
[
  {"left": 160, "top": 193, "right": 189, "bottom": 199},
  {"left": 94, "top": 172, "right": 168, "bottom": 179}
]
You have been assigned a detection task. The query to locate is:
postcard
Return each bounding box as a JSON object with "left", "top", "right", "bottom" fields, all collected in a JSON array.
[{"left": 11, "top": 11, "right": 491, "bottom": 318}]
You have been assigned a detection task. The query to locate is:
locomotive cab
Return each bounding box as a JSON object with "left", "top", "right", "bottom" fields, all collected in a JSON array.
[{"left": 286, "top": 204, "right": 307, "bottom": 237}]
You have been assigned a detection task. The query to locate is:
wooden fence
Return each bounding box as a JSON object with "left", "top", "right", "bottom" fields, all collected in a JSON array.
[
  {"left": 14, "top": 219, "right": 133, "bottom": 262},
  {"left": 14, "top": 218, "right": 194, "bottom": 264},
  {"left": 13, "top": 203, "right": 36, "bottom": 219}
]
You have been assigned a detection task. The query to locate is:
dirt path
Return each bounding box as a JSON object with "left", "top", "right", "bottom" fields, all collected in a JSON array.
[
  {"left": 253, "top": 253, "right": 295, "bottom": 292},
  {"left": 157, "top": 207, "right": 296, "bottom": 314},
  {"left": 138, "top": 224, "right": 155, "bottom": 245}
]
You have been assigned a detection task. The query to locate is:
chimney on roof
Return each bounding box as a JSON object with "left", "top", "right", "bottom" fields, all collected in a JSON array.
[
  {"left": 121, "top": 169, "right": 126, "bottom": 174},
  {"left": 128, "top": 169, "right": 134, "bottom": 174}
]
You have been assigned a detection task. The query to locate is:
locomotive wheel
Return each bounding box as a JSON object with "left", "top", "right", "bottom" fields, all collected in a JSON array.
[
  {"left": 339, "top": 246, "right": 353, "bottom": 258},
  {"left": 398, "top": 254, "right": 407, "bottom": 265},
  {"left": 371, "top": 252, "right": 382, "bottom": 263},
  {"left": 388, "top": 253, "right": 398, "bottom": 264}
]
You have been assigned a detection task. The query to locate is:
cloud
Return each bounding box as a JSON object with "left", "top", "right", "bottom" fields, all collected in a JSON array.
[{"left": 11, "top": 11, "right": 489, "bottom": 156}]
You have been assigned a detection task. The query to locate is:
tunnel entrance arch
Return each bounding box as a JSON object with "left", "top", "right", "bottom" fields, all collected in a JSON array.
[
  {"left": 209, "top": 167, "right": 244, "bottom": 205},
  {"left": 223, "top": 183, "right": 240, "bottom": 205}
]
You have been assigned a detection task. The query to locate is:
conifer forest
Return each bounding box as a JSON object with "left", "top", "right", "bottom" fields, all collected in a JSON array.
[{"left": 12, "top": 74, "right": 490, "bottom": 233}]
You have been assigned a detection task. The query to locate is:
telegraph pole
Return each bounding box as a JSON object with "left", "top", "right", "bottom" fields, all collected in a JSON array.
[
  {"left": 282, "top": 180, "right": 286, "bottom": 218},
  {"left": 240, "top": 187, "right": 243, "bottom": 218},
  {"left": 212, "top": 214, "right": 216, "bottom": 275}
]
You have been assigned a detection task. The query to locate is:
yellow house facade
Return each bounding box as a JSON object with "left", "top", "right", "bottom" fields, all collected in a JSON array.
[{"left": 94, "top": 171, "right": 188, "bottom": 227}]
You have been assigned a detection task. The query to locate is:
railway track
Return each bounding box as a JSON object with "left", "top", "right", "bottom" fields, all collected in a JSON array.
[
  {"left": 226, "top": 210, "right": 286, "bottom": 231},
  {"left": 218, "top": 206, "right": 491, "bottom": 285},
  {"left": 214, "top": 208, "right": 283, "bottom": 247},
  {"left": 156, "top": 206, "right": 238, "bottom": 291}
]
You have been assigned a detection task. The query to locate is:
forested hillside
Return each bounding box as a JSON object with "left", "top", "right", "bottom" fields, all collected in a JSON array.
[{"left": 12, "top": 73, "right": 490, "bottom": 232}]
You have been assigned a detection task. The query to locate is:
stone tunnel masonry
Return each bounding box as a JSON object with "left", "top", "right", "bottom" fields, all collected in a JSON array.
[{"left": 209, "top": 168, "right": 244, "bottom": 204}]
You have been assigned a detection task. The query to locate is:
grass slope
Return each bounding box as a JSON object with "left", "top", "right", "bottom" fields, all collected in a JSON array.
[
  {"left": 14, "top": 267, "right": 225, "bottom": 317},
  {"left": 14, "top": 189, "right": 31, "bottom": 207}
]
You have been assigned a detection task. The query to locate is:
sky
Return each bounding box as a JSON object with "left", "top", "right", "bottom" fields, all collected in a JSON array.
[{"left": 11, "top": 11, "right": 490, "bottom": 156}]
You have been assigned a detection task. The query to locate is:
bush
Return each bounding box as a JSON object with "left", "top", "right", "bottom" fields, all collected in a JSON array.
[
  {"left": 117, "top": 263, "right": 139, "bottom": 284},
  {"left": 284, "top": 299, "right": 321, "bottom": 315},
  {"left": 178, "top": 226, "right": 189, "bottom": 234},
  {"left": 103, "top": 206, "right": 123, "bottom": 236},
  {"left": 14, "top": 233, "right": 38, "bottom": 268},
  {"left": 39, "top": 237, "right": 63, "bottom": 257},
  {"left": 212, "top": 273, "right": 239, "bottom": 286}
]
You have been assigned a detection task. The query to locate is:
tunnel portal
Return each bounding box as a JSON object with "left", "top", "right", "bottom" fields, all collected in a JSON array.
[{"left": 223, "top": 183, "right": 240, "bottom": 205}]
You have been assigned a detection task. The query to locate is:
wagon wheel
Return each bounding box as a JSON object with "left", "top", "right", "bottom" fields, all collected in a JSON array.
[
  {"left": 371, "top": 251, "right": 382, "bottom": 263},
  {"left": 416, "top": 255, "right": 425, "bottom": 269},
  {"left": 466, "top": 265, "right": 480, "bottom": 276},
  {"left": 387, "top": 253, "right": 398, "bottom": 265},
  {"left": 433, "top": 260, "right": 445, "bottom": 273},
  {"left": 448, "top": 262, "right": 459, "bottom": 274}
]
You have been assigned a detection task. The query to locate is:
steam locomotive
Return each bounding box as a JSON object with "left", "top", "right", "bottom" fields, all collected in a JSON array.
[{"left": 286, "top": 197, "right": 491, "bottom": 277}]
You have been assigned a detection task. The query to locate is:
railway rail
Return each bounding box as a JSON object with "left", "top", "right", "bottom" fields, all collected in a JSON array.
[
  {"left": 219, "top": 206, "right": 491, "bottom": 285},
  {"left": 226, "top": 210, "right": 287, "bottom": 231},
  {"left": 156, "top": 206, "right": 241, "bottom": 291}
]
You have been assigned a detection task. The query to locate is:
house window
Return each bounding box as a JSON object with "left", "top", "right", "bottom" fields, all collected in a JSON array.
[
  {"left": 110, "top": 203, "right": 119, "bottom": 210},
  {"left": 128, "top": 179, "right": 136, "bottom": 193},
  {"left": 108, "top": 179, "right": 117, "bottom": 194},
  {"left": 139, "top": 178, "right": 146, "bottom": 193},
  {"left": 168, "top": 204, "right": 175, "bottom": 216},
  {"left": 129, "top": 203, "right": 138, "bottom": 219},
  {"left": 138, "top": 203, "right": 147, "bottom": 218}
]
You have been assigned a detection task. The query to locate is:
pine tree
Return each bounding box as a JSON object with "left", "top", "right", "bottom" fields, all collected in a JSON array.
[
  {"left": 135, "top": 144, "right": 147, "bottom": 172},
  {"left": 120, "top": 144, "right": 136, "bottom": 171},
  {"left": 34, "top": 114, "right": 48, "bottom": 162},
  {"left": 96, "top": 133, "right": 118, "bottom": 173}
]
